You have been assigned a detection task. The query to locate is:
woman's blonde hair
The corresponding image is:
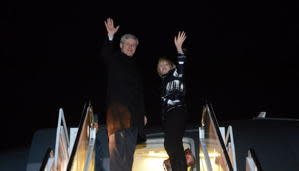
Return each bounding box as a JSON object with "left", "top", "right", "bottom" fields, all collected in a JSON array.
[{"left": 157, "top": 57, "right": 176, "bottom": 76}]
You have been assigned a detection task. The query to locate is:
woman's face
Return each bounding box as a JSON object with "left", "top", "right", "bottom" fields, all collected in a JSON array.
[{"left": 158, "top": 60, "right": 173, "bottom": 76}]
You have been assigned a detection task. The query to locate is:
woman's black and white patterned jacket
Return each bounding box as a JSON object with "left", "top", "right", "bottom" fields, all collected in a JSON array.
[{"left": 160, "top": 53, "right": 186, "bottom": 118}]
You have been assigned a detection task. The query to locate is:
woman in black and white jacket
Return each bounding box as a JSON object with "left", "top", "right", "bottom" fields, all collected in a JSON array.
[{"left": 157, "top": 31, "right": 188, "bottom": 171}]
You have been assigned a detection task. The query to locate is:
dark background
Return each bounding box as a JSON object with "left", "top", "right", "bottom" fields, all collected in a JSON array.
[{"left": 1, "top": 1, "right": 298, "bottom": 149}]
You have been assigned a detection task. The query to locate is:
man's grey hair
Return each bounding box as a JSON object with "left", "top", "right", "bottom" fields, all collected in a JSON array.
[{"left": 120, "top": 34, "right": 139, "bottom": 45}]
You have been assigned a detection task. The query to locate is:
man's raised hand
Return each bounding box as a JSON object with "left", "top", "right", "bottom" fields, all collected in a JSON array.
[{"left": 104, "top": 18, "right": 120, "bottom": 37}]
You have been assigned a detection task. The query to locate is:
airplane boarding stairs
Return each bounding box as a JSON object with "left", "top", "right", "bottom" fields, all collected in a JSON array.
[{"left": 30, "top": 103, "right": 263, "bottom": 171}]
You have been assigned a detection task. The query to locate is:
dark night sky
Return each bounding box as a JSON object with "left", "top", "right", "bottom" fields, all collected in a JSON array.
[{"left": 1, "top": 1, "right": 298, "bottom": 148}]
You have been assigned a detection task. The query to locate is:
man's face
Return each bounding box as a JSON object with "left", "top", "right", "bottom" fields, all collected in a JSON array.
[{"left": 120, "top": 38, "right": 138, "bottom": 57}]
